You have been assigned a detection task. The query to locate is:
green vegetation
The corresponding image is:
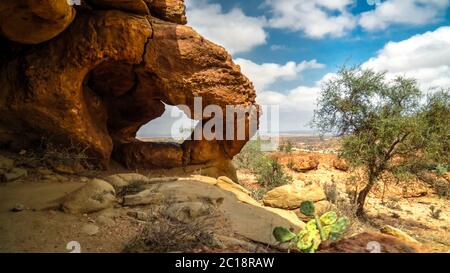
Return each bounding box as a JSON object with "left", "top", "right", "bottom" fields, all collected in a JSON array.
[
  {"left": 429, "top": 205, "right": 442, "bottom": 220},
  {"left": 233, "top": 138, "right": 265, "bottom": 171},
  {"left": 313, "top": 66, "right": 450, "bottom": 218},
  {"left": 254, "top": 157, "right": 293, "bottom": 189},
  {"left": 273, "top": 201, "right": 348, "bottom": 253},
  {"left": 234, "top": 137, "right": 292, "bottom": 190},
  {"left": 435, "top": 164, "right": 448, "bottom": 177},
  {"left": 279, "top": 139, "right": 294, "bottom": 153}
]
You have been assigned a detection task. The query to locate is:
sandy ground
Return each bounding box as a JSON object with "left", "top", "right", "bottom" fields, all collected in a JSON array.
[{"left": 0, "top": 180, "right": 143, "bottom": 253}]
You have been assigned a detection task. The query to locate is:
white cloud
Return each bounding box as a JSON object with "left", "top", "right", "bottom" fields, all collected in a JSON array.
[
  {"left": 362, "top": 26, "right": 450, "bottom": 90},
  {"left": 360, "top": 0, "right": 450, "bottom": 30},
  {"left": 186, "top": 0, "right": 267, "bottom": 54},
  {"left": 235, "top": 58, "right": 325, "bottom": 90},
  {"left": 264, "top": 0, "right": 357, "bottom": 38}
]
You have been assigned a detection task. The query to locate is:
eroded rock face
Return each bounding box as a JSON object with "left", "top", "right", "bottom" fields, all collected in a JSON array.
[
  {"left": 0, "top": 0, "right": 76, "bottom": 44},
  {"left": 0, "top": 0, "right": 258, "bottom": 177}
]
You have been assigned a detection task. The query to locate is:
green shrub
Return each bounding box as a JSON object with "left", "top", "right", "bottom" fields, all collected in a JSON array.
[
  {"left": 429, "top": 205, "right": 442, "bottom": 220},
  {"left": 254, "top": 157, "right": 292, "bottom": 189},
  {"left": 233, "top": 139, "right": 265, "bottom": 171},
  {"left": 279, "top": 140, "right": 294, "bottom": 153},
  {"left": 435, "top": 164, "right": 448, "bottom": 176}
]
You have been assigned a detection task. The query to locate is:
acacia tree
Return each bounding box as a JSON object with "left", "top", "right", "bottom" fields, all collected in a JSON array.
[{"left": 312, "top": 67, "right": 449, "bottom": 218}]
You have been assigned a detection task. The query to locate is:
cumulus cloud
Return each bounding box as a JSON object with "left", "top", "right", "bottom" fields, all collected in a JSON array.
[
  {"left": 235, "top": 58, "right": 325, "bottom": 90},
  {"left": 362, "top": 26, "right": 450, "bottom": 90},
  {"left": 360, "top": 0, "right": 450, "bottom": 30},
  {"left": 264, "top": 0, "right": 357, "bottom": 38},
  {"left": 256, "top": 74, "right": 338, "bottom": 131},
  {"left": 186, "top": 0, "right": 267, "bottom": 54}
]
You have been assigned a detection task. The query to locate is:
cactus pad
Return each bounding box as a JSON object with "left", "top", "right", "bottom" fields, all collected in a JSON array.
[
  {"left": 273, "top": 227, "right": 297, "bottom": 242},
  {"left": 300, "top": 201, "right": 315, "bottom": 216}
]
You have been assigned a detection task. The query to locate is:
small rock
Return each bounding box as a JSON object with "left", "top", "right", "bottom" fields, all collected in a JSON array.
[
  {"left": 127, "top": 211, "right": 148, "bottom": 221},
  {"left": 333, "top": 158, "right": 349, "bottom": 172},
  {"left": 165, "top": 202, "right": 212, "bottom": 223},
  {"left": 43, "top": 174, "right": 69, "bottom": 182},
  {"left": 62, "top": 179, "right": 116, "bottom": 214},
  {"left": 0, "top": 155, "right": 14, "bottom": 169},
  {"left": 81, "top": 224, "right": 99, "bottom": 236},
  {"left": 79, "top": 177, "right": 89, "bottom": 183},
  {"left": 3, "top": 168, "right": 28, "bottom": 181},
  {"left": 37, "top": 168, "right": 53, "bottom": 175},
  {"left": 11, "top": 203, "right": 26, "bottom": 212},
  {"left": 96, "top": 215, "right": 116, "bottom": 226},
  {"left": 19, "top": 150, "right": 27, "bottom": 155},
  {"left": 122, "top": 189, "right": 165, "bottom": 206},
  {"left": 104, "top": 173, "right": 178, "bottom": 191},
  {"left": 444, "top": 172, "right": 450, "bottom": 182},
  {"left": 52, "top": 163, "right": 84, "bottom": 175},
  {"left": 103, "top": 173, "right": 152, "bottom": 190}
]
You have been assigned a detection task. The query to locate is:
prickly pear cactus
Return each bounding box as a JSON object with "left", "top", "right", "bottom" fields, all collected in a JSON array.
[
  {"left": 273, "top": 201, "right": 348, "bottom": 253},
  {"left": 273, "top": 227, "right": 297, "bottom": 243},
  {"left": 300, "top": 201, "right": 315, "bottom": 216}
]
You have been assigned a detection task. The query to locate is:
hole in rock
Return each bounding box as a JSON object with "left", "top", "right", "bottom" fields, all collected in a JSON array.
[{"left": 136, "top": 104, "right": 198, "bottom": 143}]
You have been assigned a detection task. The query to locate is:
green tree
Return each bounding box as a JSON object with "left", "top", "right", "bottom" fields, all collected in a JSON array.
[{"left": 312, "top": 67, "right": 449, "bottom": 218}]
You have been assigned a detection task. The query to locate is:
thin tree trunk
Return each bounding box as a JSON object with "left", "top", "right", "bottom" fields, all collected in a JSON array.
[
  {"left": 381, "top": 180, "right": 387, "bottom": 205},
  {"left": 356, "top": 176, "right": 376, "bottom": 219}
]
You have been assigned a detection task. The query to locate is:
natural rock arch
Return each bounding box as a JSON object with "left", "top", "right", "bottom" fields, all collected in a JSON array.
[{"left": 0, "top": 0, "right": 259, "bottom": 179}]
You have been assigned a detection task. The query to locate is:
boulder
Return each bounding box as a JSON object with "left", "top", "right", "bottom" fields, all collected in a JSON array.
[
  {"left": 319, "top": 232, "right": 422, "bottom": 253},
  {"left": 62, "top": 179, "right": 116, "bottom": 214},
  {"left": 127, "top": 175, "right": 305, "bottom": 246},
  {"left": 147, "top": 0, "right": 187, "bottom": 24},
  {"left": 0, "top": 0, "right": 76, "bottom": 44},
  {"left": 127, "top": 210, "right": 149, "bottom": 221},
  {"left": 262, "top": 183, "right": 326, "bottom": 210},
  {"left": 333, "top": 158, "right": 349, "bottom": 171},
  {"left": 380, "top": 225, "right": 419, "bottom": 244},
  {"left": 290, "top": 156, "right": 319, "bottom": 172}
]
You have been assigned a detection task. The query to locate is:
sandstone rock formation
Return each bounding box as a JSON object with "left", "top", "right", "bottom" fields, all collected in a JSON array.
[
  {"left": 289, "top": 155, "right": 320, "bottom": 172},
  {"left": 62, "top": 179, "right": 116, "bottom": 214},
  {"left": 103, "top": 173, "right": 304, "bottom": 246},
  {"left": 333, "top": 158, "right": 349, "bottom": 172},
  {"left": 262, "top": 182, "right": 326, "bottom": 210},
  {"left": 0, "top": 0, "right": 258, "bottom": 178}
]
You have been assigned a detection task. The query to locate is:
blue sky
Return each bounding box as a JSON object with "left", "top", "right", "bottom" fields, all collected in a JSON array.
[{"left": 139, "top": 0, "right": 450, "bottom": 136}]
